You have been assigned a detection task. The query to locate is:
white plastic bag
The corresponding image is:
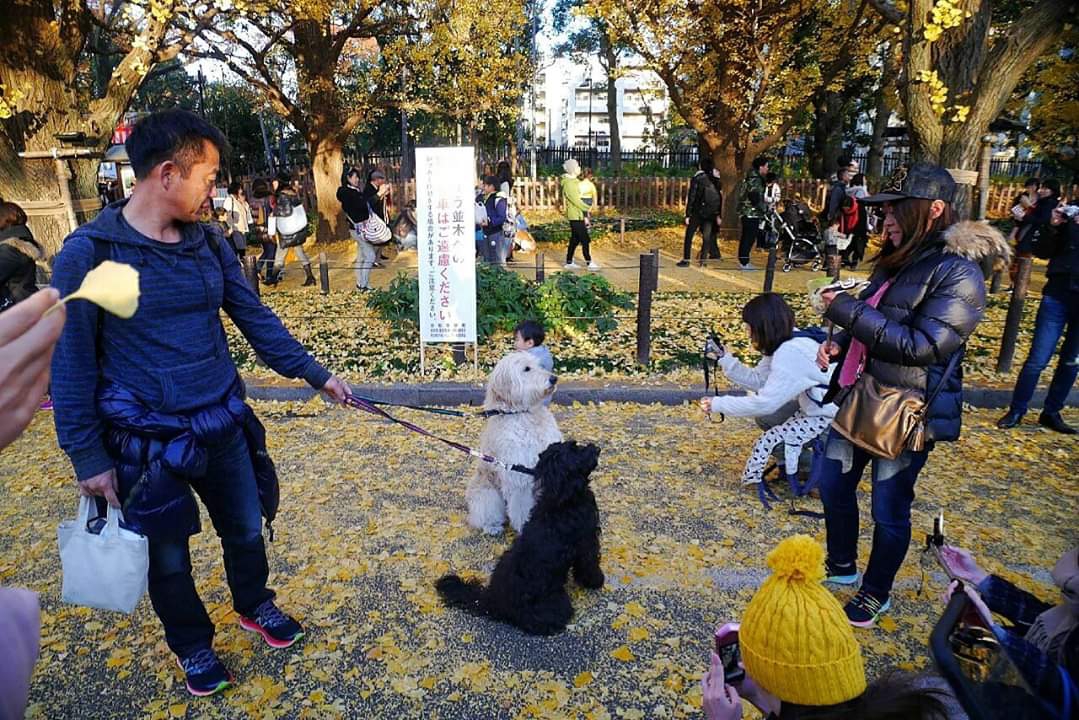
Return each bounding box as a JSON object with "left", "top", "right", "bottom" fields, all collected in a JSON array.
[{"left": 57, "top": 497, "right": 149, "bottom": 614}]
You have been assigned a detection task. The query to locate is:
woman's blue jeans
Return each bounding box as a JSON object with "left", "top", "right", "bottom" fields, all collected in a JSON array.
[{"left": 819, "top": 429, "right": 930, "bottom": 599}]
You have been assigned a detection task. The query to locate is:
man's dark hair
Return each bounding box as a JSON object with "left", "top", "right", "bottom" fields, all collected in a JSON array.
[
  {"left": 228, "top": 180, "right": 243, "bottom": 196},
  {"left": 126, "top": 109, "right": 229, "bottom": 180},
  {"left": 1023, "top": 177, "right": 1040, "bottom": 188},
  {"left": 1042, "top": 177, "right": 1061, "bottom": 197},
  {"left": 765, "top": 171, "right": 778, "bottom": 184},
  {"left": 836, "top": 153, "right": 852, "bottom": 170},
  {"left": 741, "top": 293, "right": 794, "bottom": 355},
  {"left": 483, "top": 174, "right": 499, "bottom": 188},
  {"left": 752, "top": 156, "right": 769, "bottom": 172},
  {"left": 699, "top": 155, "right": 714, "bottom": 173},
  {"left": 251, "top": 178, "right": 272, "bottom": 199},
  {"left": 515, "top": 319, "right": 545, "bottom": 346}
]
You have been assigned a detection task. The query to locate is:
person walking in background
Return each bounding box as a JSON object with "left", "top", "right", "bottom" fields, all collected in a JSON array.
[
  {"left": 997, "top": 204, "right": 1079, "bottom": 434},
  {"left": 223, "top": 182, "right": 252, "bottom": 258},
  {"left": 737, "top": 157, "right": 768, "bottom": 270},
  {"left": 497, "top": 160, "right": 518, "bottom": 263},
  {"left": 579, "top": 167, "right": 598, "bottom": 222},
  {"left": 337, "top": 167, "right": 377, "bottom": 291},
  {"left": 561, "top": 159, "right": 597, "bottom": 270},
  {"left": 842, "top": 173, "right": 870, "bottom": 270},
  {"left": 479, "top": 175, "right": 508, "bottom": 265},
  {"left": 249, "top": 179, "right": 276, "bottom": 283},
  {"left": 0, "top": 202, "right": 45, "bottom": 313},
  {"left": 680, "top": 157, "right": 723, "bottom": 267},
  {"left": 815, "top": 163, "right": 1009, "bottom": 628},
  {"left": 268, "top": 171, "right": 315, "bottom": 287}
]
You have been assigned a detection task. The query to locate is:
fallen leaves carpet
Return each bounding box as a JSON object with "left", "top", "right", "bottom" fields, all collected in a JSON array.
[{"left": 2, "top": 403, "right": 1075, "bottom": 719}]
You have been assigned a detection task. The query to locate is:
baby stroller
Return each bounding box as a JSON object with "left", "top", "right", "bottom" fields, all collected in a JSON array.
[{"left": 767, "top": 200, "right": 822, "bottom": 272}]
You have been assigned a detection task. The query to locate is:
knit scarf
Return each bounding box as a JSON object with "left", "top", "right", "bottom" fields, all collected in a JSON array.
[{"left": 1026, "top": 548, "right": 1079, "bottom": 662}]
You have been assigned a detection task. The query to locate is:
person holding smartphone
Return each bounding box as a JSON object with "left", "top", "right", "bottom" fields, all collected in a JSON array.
[{"left": 700, "top": 535, "right": 948, "bottom": 720}]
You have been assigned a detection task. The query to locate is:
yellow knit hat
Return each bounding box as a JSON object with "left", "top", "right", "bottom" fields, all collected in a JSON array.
[{"left": 740, "top": 535, "right": 867, "bottom": 706}]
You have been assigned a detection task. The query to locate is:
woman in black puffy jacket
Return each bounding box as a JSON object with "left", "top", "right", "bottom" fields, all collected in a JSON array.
[{"left": 814, "top": 163, "right": 1010, "bottom": 629}]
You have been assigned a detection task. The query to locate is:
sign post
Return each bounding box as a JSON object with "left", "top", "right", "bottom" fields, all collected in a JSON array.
[{"left": 415, "top": 147, "right": 478, "bottom": 373}]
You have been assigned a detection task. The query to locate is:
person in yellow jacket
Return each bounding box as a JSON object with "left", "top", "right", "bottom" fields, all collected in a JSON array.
[{"left": 561, "top": 159, "right": 598, "bottom": 270}]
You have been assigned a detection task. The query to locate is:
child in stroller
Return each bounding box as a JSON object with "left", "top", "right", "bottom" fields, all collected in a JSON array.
[{"left": 766, "top": 198, "right": 822, "bottom": 272}]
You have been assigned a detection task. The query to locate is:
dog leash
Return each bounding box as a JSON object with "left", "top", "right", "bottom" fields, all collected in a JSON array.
[
  {"left": 343, "top": 394, "right": 535, "bottom": 475},
  {"left": 349, "top": 395, "right": 524, "bottom": 419}
]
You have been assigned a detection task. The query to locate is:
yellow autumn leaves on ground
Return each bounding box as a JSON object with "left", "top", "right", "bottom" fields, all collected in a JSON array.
[
  {"left": 2, "top": 402, "right": 1074, "bottom": 718},
  {"left": 226, "top": 287, "right": 1037, "bottom": 390}
]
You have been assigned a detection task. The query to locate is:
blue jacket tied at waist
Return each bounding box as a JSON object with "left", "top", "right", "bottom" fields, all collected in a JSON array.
[{"left": 98, "top": 379, "right": 279, "bottom": 540}]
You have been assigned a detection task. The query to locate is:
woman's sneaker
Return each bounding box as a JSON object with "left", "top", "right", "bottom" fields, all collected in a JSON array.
[
  {"left": 824, "top": 559, "right": 859, "bottom": 586},
  {"left": 844, "top": 589, "right": 891, "bottom": 628},
  {"left": 177, "top": 648, "right": 233, "bottom": 697},
  {"left": 239, "top": 599, "right": 305, "bottom": 648},
  {"left": 587, "top": 261, "right": 600, "bottom": 271},
  {"left": 564, "top": 262, "right": 580, "bottom": 270}
]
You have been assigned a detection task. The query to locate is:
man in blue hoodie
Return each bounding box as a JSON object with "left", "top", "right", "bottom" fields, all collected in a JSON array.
[{"left": 50, "top": 110, "right": 351, "bottom": 697}]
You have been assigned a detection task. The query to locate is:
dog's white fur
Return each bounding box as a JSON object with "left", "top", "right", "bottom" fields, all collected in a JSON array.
[{"left": 466, "top": 351, "right": 561, "bottom": 535}]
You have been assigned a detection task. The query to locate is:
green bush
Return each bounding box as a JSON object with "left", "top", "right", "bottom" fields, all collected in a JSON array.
[
  {"left": 367, "top": 265, "right": 633, "bottom": 341},
  {"left": 537, "top": 271, "right": 634, "bottom": 334}
]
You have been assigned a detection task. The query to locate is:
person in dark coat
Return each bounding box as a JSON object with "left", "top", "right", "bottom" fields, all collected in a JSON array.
[
  {"left": 679, "top": 157, "right": 723, "bottom": 266},
  {"left": 0, "top": 202, "right": 44, "bottom": 311},
  {"left": 998, "top": 204, "right": 1079, "bottom": 434},
  {"left": 814, "top": 163, "right": 1010, "bottom": 629}
]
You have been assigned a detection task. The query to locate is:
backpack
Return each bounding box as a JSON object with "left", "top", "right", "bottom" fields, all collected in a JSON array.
[
  {"left": 700, "top": 176, "right": 722, "bottom": 217},
  {"left": 840, "top": 195, "right": 860, "bottom": 234},
  {"left": 272, "top": 193, "right": 295, "bottom": 218}
]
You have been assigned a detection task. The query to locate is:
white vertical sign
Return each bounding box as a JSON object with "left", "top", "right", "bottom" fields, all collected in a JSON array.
[{"left": 416, "top": 147, "right": 478, "bottom": 344}]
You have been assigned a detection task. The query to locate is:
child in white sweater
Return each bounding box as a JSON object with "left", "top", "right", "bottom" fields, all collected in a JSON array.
[{"left": 699, "top": 294, "right": 836, "bottom": 486}]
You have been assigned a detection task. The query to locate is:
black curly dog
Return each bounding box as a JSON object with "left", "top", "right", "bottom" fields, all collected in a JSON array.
[{"left": 436, "top": 441, "right": 605, "bottom": 636}]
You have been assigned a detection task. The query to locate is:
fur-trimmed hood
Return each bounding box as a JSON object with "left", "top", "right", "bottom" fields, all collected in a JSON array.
[
  {"left": 942, "top": 220, "right": 1012, "bottom": 265},
  {"left": 0, "top": 225, "right": 43, "bottom": 261}
]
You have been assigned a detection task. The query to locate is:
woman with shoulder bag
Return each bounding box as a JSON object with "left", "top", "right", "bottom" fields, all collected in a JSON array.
[
  {"left": 268, "top": 171, "right": 315, "bottom": 287},
  {"left": 223, "top": 181, "right": 253, "bottom": 257},
  {"left": 814, "top": 163, "right": 1010, "bottom": 629},
  {"left": 337, "top": 167, "right": 377, "bottom": 291}
]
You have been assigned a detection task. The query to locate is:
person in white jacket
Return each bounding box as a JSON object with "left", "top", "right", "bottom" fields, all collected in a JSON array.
[{"left": 699, "top": 294, "right": 837, "bottom": 486}]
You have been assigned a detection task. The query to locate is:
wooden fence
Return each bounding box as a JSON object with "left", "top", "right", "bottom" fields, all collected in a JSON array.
[{"left": 239, "top": 169, "right": 1079, "bottom": 219}]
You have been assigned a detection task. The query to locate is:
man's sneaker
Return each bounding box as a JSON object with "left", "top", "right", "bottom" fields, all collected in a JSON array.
[
  {"left": 587, "top": 261, "right": 600, "bottom": 271},
  {"left": 177, "top": 648, "right": 233, "bottom": 697},
  {"left": 824, "top": 560, "right": 859, "bottom": 586},
  {"left": 239, "top": 599, "right": 305, "bottom": 648},
  {"left": 739, "top": 262, "right": 758, "bottom": 271},
  {"left": 564, "top": 262, "right": 580, "bottom": 270},
  {"left": 676, "top": 259, "right": 690, "bottom": 267},
  {"left": 844, "top": 589, "right": 891, "bottom": 628}
]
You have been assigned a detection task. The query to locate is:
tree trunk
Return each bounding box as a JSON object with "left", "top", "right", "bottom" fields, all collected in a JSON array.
[
  {"left": 866, "top": 86, "right": 891, "bottom": 179},
  {"left": 309, "top": 135, "right": 349, "bottom": 241},
  {"left": 603, "top": 40, "right": 622, "bottom": 176},
  {"left": 938, "top": 132, "right": 984, "bottom": 220},
  {"left": 712, "top": 150, "right": 741, "bottom": 236},
  {"left": 809, "top": 91, "right": 845, "bottom": 179}
]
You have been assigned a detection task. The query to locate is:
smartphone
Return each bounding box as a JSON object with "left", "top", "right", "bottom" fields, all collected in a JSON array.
[{"left": 714, "top": 622, "right": 745, "bottom": 683}]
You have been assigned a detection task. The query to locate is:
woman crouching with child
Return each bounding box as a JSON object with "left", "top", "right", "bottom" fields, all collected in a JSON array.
[{"left": 699, "top": 293, "right": 836, "bottom": 491}]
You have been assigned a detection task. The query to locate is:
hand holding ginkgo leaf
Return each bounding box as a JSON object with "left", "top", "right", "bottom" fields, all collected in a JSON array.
[{"left": 44, "top": 261, "right": 140, "bottom": 319}]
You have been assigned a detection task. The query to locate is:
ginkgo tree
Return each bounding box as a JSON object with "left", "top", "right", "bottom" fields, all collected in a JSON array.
[
  {"left": 0, "top": 0, "right": 218, "bottom": 252},
  {"left": 867, "top": 0, "right": 1076, "bottom": 216},
  {"left": 587, "top": 0, "right": 884, "bottom": 228},
  {"left": 189, "top": 0, "right": 411, "bottom": 241}
]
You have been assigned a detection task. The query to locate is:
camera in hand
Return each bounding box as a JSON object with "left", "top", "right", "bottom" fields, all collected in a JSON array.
[
  {"left": 1059, "top": 205, "right": 1079, "bottom": 219},
  {"left": 714, "top": 623, "right": 745, "bottom": 683}
]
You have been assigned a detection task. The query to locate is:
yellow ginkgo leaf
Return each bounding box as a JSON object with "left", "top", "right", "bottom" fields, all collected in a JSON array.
[
  {"left": 610, "top": 645, "right": 635, "bottom": 662},
  {"left": 47, "top": 260, "right": 140, "bottom": 319},
  {"left": 574, "top": 671, "right": 594, "bottom": 688}
]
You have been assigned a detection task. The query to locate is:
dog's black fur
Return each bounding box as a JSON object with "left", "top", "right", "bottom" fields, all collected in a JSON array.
[{"left": 436, "top": 441, "right": 604, "bottom": 636}]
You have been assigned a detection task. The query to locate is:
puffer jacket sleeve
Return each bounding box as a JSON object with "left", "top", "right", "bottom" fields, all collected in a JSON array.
[{"left": 825, "top": 260, "right": 985, "bottom": 367}]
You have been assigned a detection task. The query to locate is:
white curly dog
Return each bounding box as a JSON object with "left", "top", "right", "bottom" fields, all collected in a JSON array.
[{"left": 466, "top": 351, "right": 561, "bottom": 535}]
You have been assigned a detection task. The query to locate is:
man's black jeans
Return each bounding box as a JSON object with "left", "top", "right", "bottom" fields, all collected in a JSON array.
[
  {"left": 146, "top": 427, "right": 274, "bottom": 657},
  {"left": 739, "top": 216, "right": 761, "bottom": 266},
  {"left": 684, "top": 217, "right": 720, "bottom": 261}
]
